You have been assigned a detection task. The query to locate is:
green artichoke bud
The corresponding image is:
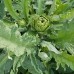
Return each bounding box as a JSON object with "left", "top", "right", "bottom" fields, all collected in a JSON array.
[
  {"left": 30, "top": 14, "right": 50, "bottom": 32},
  {"left": 17, "top": 19, "right": 26, "bottom": 27}
]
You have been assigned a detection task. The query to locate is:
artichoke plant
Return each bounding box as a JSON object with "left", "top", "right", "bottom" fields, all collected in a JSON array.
[{"left": 0, "top": 0, "right": 74, "bottom": 74}]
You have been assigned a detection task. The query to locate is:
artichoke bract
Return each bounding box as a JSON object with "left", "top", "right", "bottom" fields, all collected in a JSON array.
[{"left": 30, "top": 14, "right": 50, "bottom": 32}]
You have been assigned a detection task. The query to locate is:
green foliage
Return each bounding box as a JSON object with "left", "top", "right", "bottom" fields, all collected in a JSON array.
[
  {"left": 0, "top": 21, "right": 40, "bottom": 56},
  {"left": 13, "top": 54, "right": 26, "bottom": 74},
  {"left": 0, "top": 53, "right": 13, "bottom": 74},
  {"left": 22, "top": 54, "right": 44, "bottom": 74},
  {"left": 0, "top": 0, "right": 74, "bottom": 74},
  {"left": 50, "top": 52, "right": 74, "bottom": 70}
]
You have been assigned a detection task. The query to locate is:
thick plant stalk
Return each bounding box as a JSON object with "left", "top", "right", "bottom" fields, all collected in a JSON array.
[
  {"left": 4, "top": 0, "right": 20, "bottom": 20},
  {"left": 37, "top": 0, "right": 45, "bottom": 15},
  {"left": 22, "top": 0, "right": 30, "bottom": 21}
]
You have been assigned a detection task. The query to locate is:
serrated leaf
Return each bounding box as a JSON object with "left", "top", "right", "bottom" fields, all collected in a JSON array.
[
  {"left": 50, "top": 19, "right": 74, "bottom": 53},
  {"left": 49, "top": 52, "right": 74, "bottom": 70},
  {"left": 64, "top": 43, "right": 74, "bottom": 55},
  {"left": 22, "top": 54, "right": 43, "bottom": 74},
  {"left": 0, "top": 21, "right": 40, "bottom": 56},
  {"left": 0, "top": 21, "right": 25, "bottom": 56},
  {"left": 13, "top": 54, "right": 26, "bottom": 74},
  {"left": 0, "top": 53, "right": 13, "bottom": 74}
]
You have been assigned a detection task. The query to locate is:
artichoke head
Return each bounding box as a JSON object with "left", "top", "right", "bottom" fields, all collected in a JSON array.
[{"left": 30, "top": 14, "right": 50, "bottom": 32}]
